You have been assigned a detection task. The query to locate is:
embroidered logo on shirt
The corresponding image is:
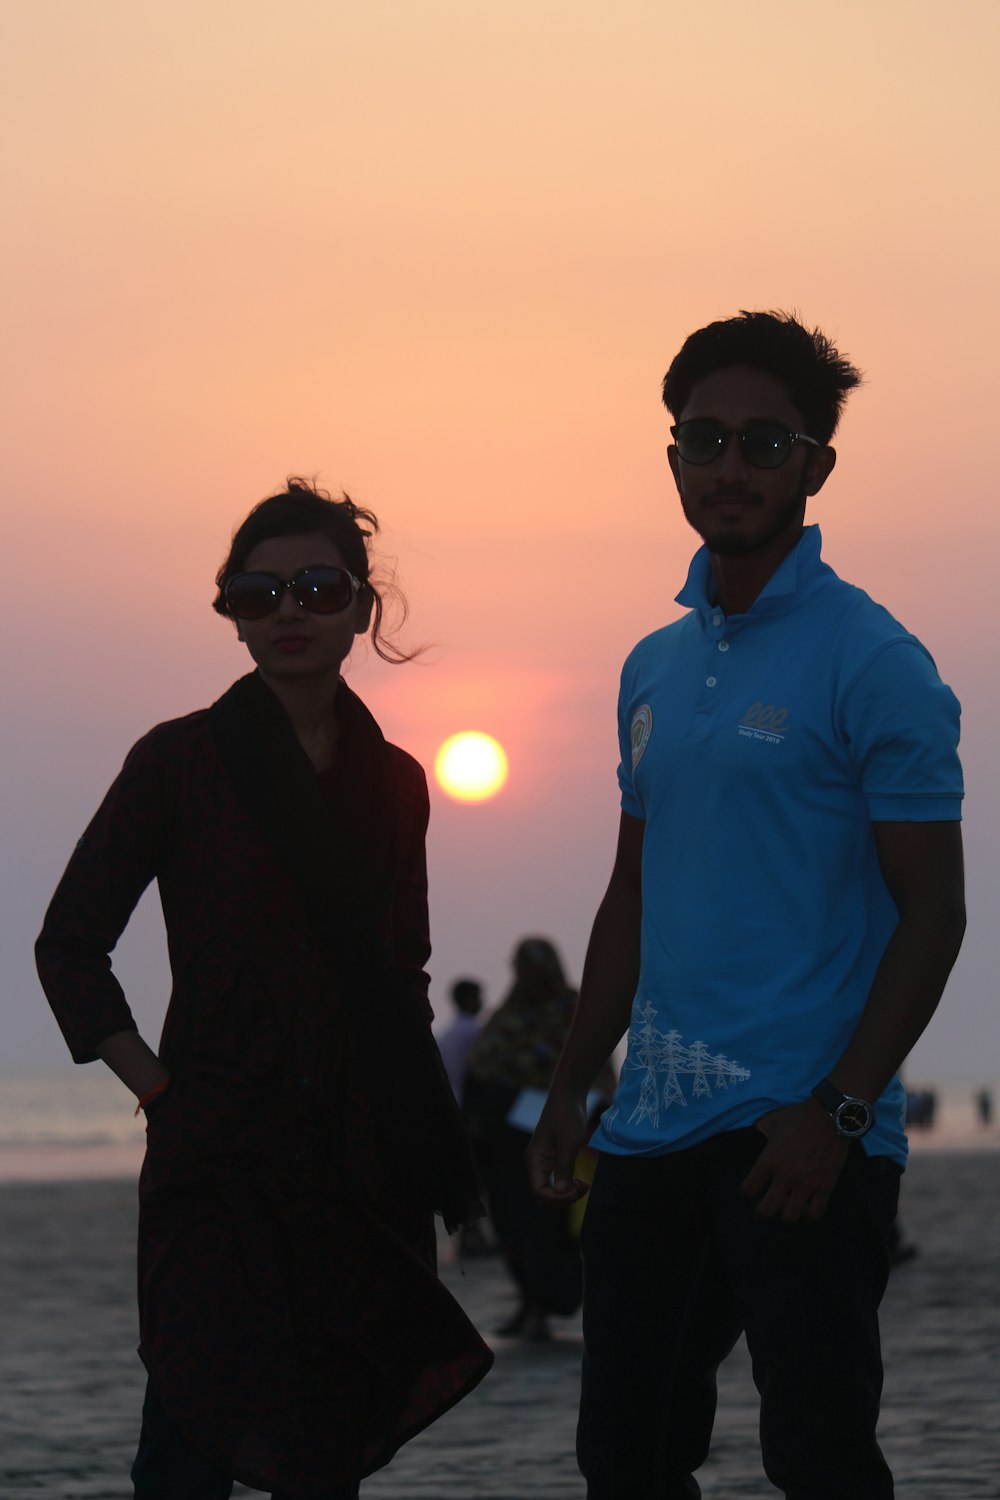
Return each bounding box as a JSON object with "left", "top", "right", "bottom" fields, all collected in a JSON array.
[
  {"left": 630, "top": 705, "right": 653, "bottom": 768},
  {"left": 737, "top": 700, "right": 789, "bottom": 746},
  {"left": 609, "top": 1003, "right": 752, "bottom": 1131}
]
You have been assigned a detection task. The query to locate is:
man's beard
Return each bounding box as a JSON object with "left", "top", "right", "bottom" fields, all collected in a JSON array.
[{"left": 682, "top": 473, "right": 809, "bottom": 557}]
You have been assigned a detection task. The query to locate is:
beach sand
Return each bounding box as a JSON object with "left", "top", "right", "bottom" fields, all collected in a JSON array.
[{"left": 1, "top": 1150, "right": 997, "bottom": 1499}]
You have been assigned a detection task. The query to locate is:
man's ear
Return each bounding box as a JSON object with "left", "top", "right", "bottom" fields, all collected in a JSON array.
[
  {"left": 806, "top": 445, "right": 837, "bottom": 497},
  {"left": 667, "top": 444, "right": 683, "bottom": 495}
]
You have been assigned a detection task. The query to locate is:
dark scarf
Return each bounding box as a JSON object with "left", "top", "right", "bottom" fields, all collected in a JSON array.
[{"left": 210, "top": 670, "right": 484, "bottom": 1232}]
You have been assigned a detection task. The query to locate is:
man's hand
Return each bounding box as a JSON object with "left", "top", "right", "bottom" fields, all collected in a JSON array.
[
  {"left": 527, "top": 1089, "right": 591, "bottom": 1204},
  {"left": 740, "top": 1099, "right": 849, "bottom": 1222}
]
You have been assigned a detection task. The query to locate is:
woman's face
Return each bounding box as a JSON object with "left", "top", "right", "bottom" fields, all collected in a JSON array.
[{"left": 233, "top": 531, "right": 372, "bottom": 685}]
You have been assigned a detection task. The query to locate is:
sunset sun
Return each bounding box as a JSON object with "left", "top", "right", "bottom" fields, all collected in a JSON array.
[{"left": 434, "top": 731, "right": 509, "bottom": 803}]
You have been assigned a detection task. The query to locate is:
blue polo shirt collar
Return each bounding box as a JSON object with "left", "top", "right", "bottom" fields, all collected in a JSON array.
[{"left": 676, "top": 524, "right": 824, "bottom": 620}]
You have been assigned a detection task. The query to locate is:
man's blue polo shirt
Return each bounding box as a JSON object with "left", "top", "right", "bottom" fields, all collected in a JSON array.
[{"left": 591, "top": 526, "right": 963, "bottom": 1167}]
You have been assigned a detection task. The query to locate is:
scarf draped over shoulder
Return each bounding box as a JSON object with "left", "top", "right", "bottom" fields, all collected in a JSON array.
[{"left": 210, "top": 670, "right": 484, "bottom": 1231}]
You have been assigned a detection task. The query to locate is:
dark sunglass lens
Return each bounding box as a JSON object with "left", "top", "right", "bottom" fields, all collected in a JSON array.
[
  {"left": 742, "top": 423, "right": 793, "bottom": 469},
  {"left": 226, "top": 574, "right": 281, "bottom": 619},
  {"left": 295, "top": 568, "right": 355, "bottom": 614},
  {"left": 676, "top": 421, "right": 724, "bottom": 464}
]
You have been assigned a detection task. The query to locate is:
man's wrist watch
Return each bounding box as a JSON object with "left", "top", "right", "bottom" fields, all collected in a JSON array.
[{"left": 811, "top": 1078, "right": 876, "bottom": 1139}]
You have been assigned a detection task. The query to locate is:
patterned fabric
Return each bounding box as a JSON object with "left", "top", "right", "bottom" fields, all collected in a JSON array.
[
  {"left": 210, "top": 673, "right": 485, "bottom": 1232},
  {"left": 465, "top": 983, "right": 579, "bottom": 1093},
  {"left": 36, "top": 695, "right": 492, "bottom": 1495}
]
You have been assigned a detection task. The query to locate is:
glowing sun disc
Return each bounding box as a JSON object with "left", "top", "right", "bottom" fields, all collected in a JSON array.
[{"left": 435, "top": 731, "right": 509, "bottom": 803}]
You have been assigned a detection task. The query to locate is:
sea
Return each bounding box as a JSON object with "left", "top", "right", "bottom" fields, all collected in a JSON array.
[{"left": 0, "top": 1069, "right": 996, "bottom": 1184}]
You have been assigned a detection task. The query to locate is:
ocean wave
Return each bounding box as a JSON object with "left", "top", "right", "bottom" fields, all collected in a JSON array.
[{"left": 0, "top": 1131, "right": 121, "bottom": 1150}]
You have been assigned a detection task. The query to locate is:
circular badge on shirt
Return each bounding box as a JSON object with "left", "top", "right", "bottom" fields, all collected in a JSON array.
[{"left": 631, "top": 705, "right": 653, "bottom": 768}]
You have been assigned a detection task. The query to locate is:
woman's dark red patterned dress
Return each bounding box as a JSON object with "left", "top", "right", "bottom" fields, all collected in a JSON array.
[{"left": 36, "top": 703, "right": 491, "bottom": 1496}]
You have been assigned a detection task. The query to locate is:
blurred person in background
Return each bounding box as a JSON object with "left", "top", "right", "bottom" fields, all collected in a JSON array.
[
  {"left": 437, "top": 977, "right": 492, "bottom": 1256},
  {"left": 36, "top": 479, "right": 492, "bottom": 1500},
  {"left": 436, "top": 978, "right": 485, "bottom": 1103},
  {"left": 464, "top": 938, "right": 615, "bottom": 1340}
]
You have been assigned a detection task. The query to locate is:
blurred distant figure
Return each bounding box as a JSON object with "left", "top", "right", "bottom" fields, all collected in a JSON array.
[
  {"left": 436, "top": 978, "right": 485, "bottom": 1102},
  {"left": 437, "top": 978, "right": 492, "bottom": 1258},
  {"left": 464, "top": 938, "right": 614, "bottom": 1340},
  {"left": 974, "top": 1086, "right": 993, "bottom": 1127},
  {"left": 886, "top": 1217, "right": 919, "bottom": 1269},
  {"left": 906, "top": 1087, "right": 938, "bottom": 1129}
]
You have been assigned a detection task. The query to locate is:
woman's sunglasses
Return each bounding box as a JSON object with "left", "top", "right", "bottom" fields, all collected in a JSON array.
[
  {"left": 225, "top": 566, "right": 362, "bottom": 621},
  {"left": 671, "top": 419, "right": 820, "bottom": 470}
]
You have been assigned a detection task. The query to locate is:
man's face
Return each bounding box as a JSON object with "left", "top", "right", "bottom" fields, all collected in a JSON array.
[{"left": 667, "top": 365, "right": 835, "bottom": 559}]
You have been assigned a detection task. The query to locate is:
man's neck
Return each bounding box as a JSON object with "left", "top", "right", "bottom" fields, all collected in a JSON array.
[{"left": 708, "top": 527, "right": 804, "bottom": 615}]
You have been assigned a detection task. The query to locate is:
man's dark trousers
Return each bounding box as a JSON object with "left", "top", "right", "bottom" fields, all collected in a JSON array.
[{"left": 577, "top": 1129, "right": 900, "bottom": 1499}]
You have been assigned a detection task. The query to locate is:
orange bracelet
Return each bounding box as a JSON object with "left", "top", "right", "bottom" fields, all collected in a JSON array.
[{"left": 134, "top": 1081, "right": 169, "bottom": 1117}]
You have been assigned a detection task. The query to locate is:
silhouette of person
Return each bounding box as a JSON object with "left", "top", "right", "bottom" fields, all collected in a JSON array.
[
  {"left": 465, "top": 938, "right": 614, "bottom": 1339},
  {"left": 437, "top": 978, "right": 485, "bottom": 1103},
  {"left": 529, "top": 313, "right": 965, "bottom": 1499},
  {"left": 37, "top": 478, "right": 491, "bottom": 1500}
]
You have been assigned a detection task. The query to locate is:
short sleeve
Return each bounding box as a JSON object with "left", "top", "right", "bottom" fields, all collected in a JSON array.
[
  {"left": 617, "top": 657, "right": 645, "bottom": 820},
  {"left": 840, "top": 639, "right": 963, "bottom": 821}
]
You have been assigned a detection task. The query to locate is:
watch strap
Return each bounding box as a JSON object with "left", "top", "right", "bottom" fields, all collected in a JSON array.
[
  {"left": 811, "top": 1077, "right": 852, "bottom": 1115},
  {"left": 811, "top": 1077, "right": 875, "bottom": 1137}
]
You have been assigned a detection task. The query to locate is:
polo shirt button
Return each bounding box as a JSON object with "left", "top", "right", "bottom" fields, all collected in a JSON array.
[
  {"left": 712, "top": 615, "right": 722, "bottom": 626},
  {"left": 706, "top": 676, "right": 717, "bottom": 687},
  {"left": 718, "top": 641, "right": 730, "bottom": 652}
]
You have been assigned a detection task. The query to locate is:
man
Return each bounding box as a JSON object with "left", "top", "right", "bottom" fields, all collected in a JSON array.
[
  {"left": 437, "top": 977, "right": 485, "bottom": 1103},
  {"left": 528, "top": 311, "right": 965, "bottom": 1499}
]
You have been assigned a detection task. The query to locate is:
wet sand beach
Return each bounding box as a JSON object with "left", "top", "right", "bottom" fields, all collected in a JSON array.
[{"left": 1, "top": 1149, "right": 997, "bottom": 1499}]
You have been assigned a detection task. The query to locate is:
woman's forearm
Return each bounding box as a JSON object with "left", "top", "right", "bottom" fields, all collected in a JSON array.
[{"left": 97, "top": 1030, "right": 170, "bottom": 1100}]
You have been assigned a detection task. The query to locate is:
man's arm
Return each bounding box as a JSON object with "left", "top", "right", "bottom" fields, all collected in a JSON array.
[
  {"left": 743, "top": 820, "right": 966, "bottom": 1221},
  {"left": 527, "top": 812, "right": 644, "bottom": 1203}
]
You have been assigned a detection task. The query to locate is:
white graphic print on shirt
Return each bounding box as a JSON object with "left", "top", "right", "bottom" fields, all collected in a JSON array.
[{"left": 603, "top": 1002, "right": 752, "bottom": 1134}]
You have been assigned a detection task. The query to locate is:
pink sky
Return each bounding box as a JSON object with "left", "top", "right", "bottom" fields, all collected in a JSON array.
[{"left": 4, "top": 1, "right": 999, "bottom": 1081}]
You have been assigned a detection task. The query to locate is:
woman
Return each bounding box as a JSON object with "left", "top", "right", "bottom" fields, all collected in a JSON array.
[
  {"left": 36, "top": 479, "right": 492, "bottom": 1500},
  {"left": 463, "top": 938, "right": 615, "bottom": 1340}
]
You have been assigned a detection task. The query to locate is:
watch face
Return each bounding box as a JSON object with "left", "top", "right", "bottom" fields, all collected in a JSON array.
[{"left": 836, "top": 1099, "right": 872, "bottom": 1136}]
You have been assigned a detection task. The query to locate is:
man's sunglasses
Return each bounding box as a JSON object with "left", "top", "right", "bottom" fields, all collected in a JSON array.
[
  {"left": 225, "top": 566, "right": 362, "bottom": 620},
  {"left": 671, "top": 420, "right": 820, "bottom": 470}
]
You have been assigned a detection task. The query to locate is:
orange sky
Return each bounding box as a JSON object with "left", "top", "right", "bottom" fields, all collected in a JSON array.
[{"left": 4, "top": 0, "right": 999, "bottom": 1078}]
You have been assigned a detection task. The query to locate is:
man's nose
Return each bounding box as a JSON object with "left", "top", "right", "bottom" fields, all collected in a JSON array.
[{"left": 714, "top": 431, "right": 752, "bottom": 479}]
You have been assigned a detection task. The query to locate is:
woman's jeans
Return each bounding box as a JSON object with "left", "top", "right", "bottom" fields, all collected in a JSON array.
[
  {"left": 131, "top": 1381, "right": 361, "bottom": 1500},
  {"left": 577, "top": 1129, "right": 900, "bottom": 1500}
]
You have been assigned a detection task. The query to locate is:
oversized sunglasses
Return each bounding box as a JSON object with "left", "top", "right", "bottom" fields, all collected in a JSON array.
[
  {"left": 225, "top": 566, "right": 362, "bottom": 620},
  {"left": 671, "top": 419, "right": 820, "bottom": 470}
]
